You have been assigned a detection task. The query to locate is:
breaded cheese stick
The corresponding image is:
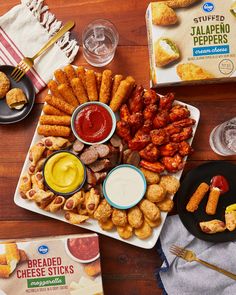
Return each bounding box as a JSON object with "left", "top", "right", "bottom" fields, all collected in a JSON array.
[
  {"left": 54, "top": 69, "right": 69, "bottom": 85},
  {"left": 37, "top": 125, "right": 71, "bottom": 137},
  {"left": 71, "top": 77, "right": 88, "bottom": 104},
  {"left": 111, "top": 74, "right": 123, "bottom": 99},
  {"left": 125, "top": 76, "right": 136, "bottom": 99},
  {"left": 86, "top": 70, "right": 98, "bottom": 101},
  {"left": 47, "top": 80, "right": 64, "bottom": 100},
  {"left": 43, "top": 104, "right": 67, "bottom": 116},
  {"left": 99, "top": 69, "right": 113, "bottom": 104},
  {"left": 76, "top": 66, "right": 87, "bottom": 89},
  {"left": 109, "top": 80, "right": 131, "bottom": 112},
  {"left": 95, "top": 72, "right": 102, "bottom": 93},
  {"left": 39, "top": 115, "right": 71, "bottom": 126},
  {"left": 186, "top": 182, "right": 209, "bottom": 212},
  {"left": 206, "top": 187, "right": 221, "bottom": 215},
  {"left": 58, "top": 83, "right": 79, "bottom": 107},
  {"left": 45, "top": 94, "right": 75, "bottom": 115},
  {"left": 64, "top": 64, "right": 77, "bottom": 82}
]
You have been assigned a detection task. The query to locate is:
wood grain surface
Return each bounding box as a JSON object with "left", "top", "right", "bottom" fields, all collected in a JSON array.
[{"left": 0, "top": 1, "right": 236, "bottom": 295}]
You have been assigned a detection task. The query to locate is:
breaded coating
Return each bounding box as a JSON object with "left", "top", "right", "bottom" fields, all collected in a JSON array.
[
  {"left": 156, "top": 197, "right": 174, "bottom": 212},
  {"left": 71, "top": 77, "right": 88, "bottom": 104},
  {"left": 98, "top": 218, "right": 114, "bottom": 231},
  {"left": 94, "top": 199, "right": 113, "bottom": 222},
  {"left": 186, "top": 182, "right": 209, "bottom": 212},
  {"left": 177, "top": 63, "right": 214, "bottom": 81},
  {"left": 0, "top": 71, "right": 10, "bottom": 99},
  {"left": 159, "top": 175, "right": 180, "bottom": 194},
  {"left": 95, "top": 72, "right": 102, "bottom": 93},
  {"left": 117, "top": 224, "right": 133, "bottom": 239},
  {"left": 43, "top": 104, "right": 67, "bottom": 116},
  {"left": 151, "top": 3, "right": 178, "bottom": 26},
  {"left": 76, "top": 66, "right": 87, "bottom": 89},
  {"left": 45, "top": 94, "right": 75, "bottom": 115},
  {"left": 39, "top": 115, "right": 71, "bottom": 126},
  {"left": 155, "top": 38, "right": 180, "bottom": 67},
  {"left": 205, "top": 187, "right": 221, "bottom": 215},
  {"left": 109, "top": 80, "right": 131, "bottom": 112},
  {"left": 139, "top": 199, "right": 161, "bottom": 221},
  {"left": 140, "top": 168, "right": 160, "bottom": 184},
  {"left": 111, "top": 74, "right": 123, "bottom": 99},
  {"left": 144, "top": 216, "right": 162, "bottom": 228},
  {"left": 99, "top": 69, "right": 113, "bottom": 104},
  {"left": 146, "top": 184, "right": 166, "bottom": 203},
  {"left": 64, "top": 64, "right": 77, "bottom": 83},
  {"left": 6, "top": 88, "right": 27, "bottom": 109},
  {"left": 58, "top": 83, "right": 79, "bottom": 107},
  {"left": 128, "top": 206, "right": 143, "bottom": 229},
  {"left": 54, "top": 69, "right": 69, "bottom": 85},
  {"left": 162, "top": 0, "right": 200, "bottom": 8},
  {"left": 86, "top": 70, "right": 98, "bottom": 101},
  {"left": 134, "top": 220, "right": 152, "bottom": 239},
  {"left": 47, "top": 80, "right": 64, "bottom": 100},
  {"left": 112, "top": 209, "right": 127, "bottom": 227},
  {"left": 37, "top": 125, "right": 71, "bottom": 137}
]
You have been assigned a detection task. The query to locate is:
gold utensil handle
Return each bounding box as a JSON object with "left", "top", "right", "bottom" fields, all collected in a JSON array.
[
  {"left": 32, "top": 20, "right": 75, "bottom": 60},
  {"left": 197, "top": 258, "right": 236, "bottom": 280}
]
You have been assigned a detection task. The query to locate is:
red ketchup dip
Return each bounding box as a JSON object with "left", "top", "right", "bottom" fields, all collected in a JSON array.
[
  {"left": 74, "top": 104, "right": 113, "bottom": 143},
  {"left": 67, "top": 236, "right": 99, "bottom": 261},
  {"left": 210, "top": 175, "right": 229, "bottom": 194}
]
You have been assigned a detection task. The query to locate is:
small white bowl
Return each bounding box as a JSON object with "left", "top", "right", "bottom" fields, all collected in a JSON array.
[{"left": 71, "top": 101, "right": 116, "bottom": 145}]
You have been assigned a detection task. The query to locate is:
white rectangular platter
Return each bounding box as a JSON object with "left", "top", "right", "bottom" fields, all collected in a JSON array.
[{"left": 14, "top": 100, "right": 200, "bottom": 249}]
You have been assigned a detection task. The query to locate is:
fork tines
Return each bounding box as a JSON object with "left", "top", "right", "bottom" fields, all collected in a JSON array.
[
  {"left": 11, "top": 60, "right": 30, "bottom": 82},
  {"left": 169, "top": 245, "right": 185, "bottom": 257}
]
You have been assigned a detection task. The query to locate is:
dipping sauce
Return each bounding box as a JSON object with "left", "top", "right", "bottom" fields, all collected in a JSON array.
[
  {"left": 103, "top": 164, "right": 146, "bottom": 209},
  {"left": 210, "top": 175, "right": 229, "bottom": 194},
  {"left": 44, "top": 151, "right": 85, "bottom": 194},
  {"left": 74, "top": 103, "right": 113, "bottom": 143},
  {"left": 67, "top": 236, "right": 99, "bottom": 262}
]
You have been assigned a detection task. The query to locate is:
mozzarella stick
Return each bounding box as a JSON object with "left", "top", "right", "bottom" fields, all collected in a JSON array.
[
  {"left": 0, "top": 265, "right": 11, "bottom": 278},
  {"left": 86, "top": 70, "right": 98, "bottom": 101},
  {"left": 186, "top": 182, "right": 209, "bottom": 212},
  {"left": 206, "top": 187, "right": 221, "bottom": 215},
  {"left": 125, "top": 76, "right": 136, "bottom": 99},
  {"left": 109, "top": 80, "right": 131, "bottom": 112},
  {"left": 58, "top": 83, "right": 79, "bottom": 107},
  {"left": 64, "top": 64, "right": 77, "bottom": 83},
  {"left": 43, "top": 104, "right": 67, "bottom": 116},
  {"left": 47, "top": 80, "right": 64, "bottom": 100},
  {"left": 54, "top": 69, "right": 69, "bottom": 85},
  {"left": 39, "top": 115, "right": 71, "bottom": 126},
  {"left": 111, "top": 74, "right": 123, "bottom": 99},
  {"left": 5, "top": 243, "right": 20, "bottom": 264},
  {"left": 99, "top": 69, "right": 113, "bottom": 104},
  {"left": 76, "top": 66, "right": 87, "bottom": 90},
  {"left": 64, "top": 211, "right": 89, "bottom": 224},
  {"left": 95, "top": 72, "right": 102, "bottom": 93},
  {"left": 38, "top": 125, "right": 71, "bottom": 137},
  {"left": 45, "top": 196, "right": 66, "bottom": 213},
  {"left": 45, "top": 94, "right": 75, "bottom": 115},
  {"left": 71, "top": 77, "right": 88, "bottom": 104}
]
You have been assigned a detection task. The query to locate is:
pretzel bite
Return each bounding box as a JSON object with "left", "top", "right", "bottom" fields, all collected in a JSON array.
[
  {"left": 31, "top": 172, "right": 44, "bottom": 190},
  {"left": 19, "top": 173, "right": 32, "bottom": 199},
  {"left": 117, "top": 224, "right": 133, "bottom": 239},
  {"left": 98, "top": 218, "right": 114, "bottom": 231},
  {"left": 140, "top": 168, "right": 160, "bottom": 184},
  {"left": 139, "top": 199, "right": 161, "bottom": 221},
  {"left": 47, "top": 80, "right": 64, "bottom": 100},
  {"left": 112, "top": 209, "right": 128, "bottom": 227},
  {"left": 186, "top": 182, "right": 209, "bottom": 212},
  {"left": 43, "top": 104, "right": 67, "bottom": 116},
  {"left": 64, "top": 64, "right": 77, "bottom": 82},
  {"left": 144, "top": 216, "right": 161, "bottom": 228},
  {"left": 76, "top": 66, "right": 87, "bottom": 89},
  {"left": 159, "top": 175, "right": 180, "bottom": 194},
  {"left": 94, "top": 199, "right": 113, "bottom": 222},
  {"left": 95, "top": 72, "right": 102, "bottom": 93},
  {"left": 39, "top": 115, "right": 71, "bottom": 126},
  {"left": 37, "top": 125, "right": 71, "bottom": 137},
  {"left": 146, "top": 184, "right": 166, "bottom": 203},
  {"left": 111, "top": 74, "right": 123, "bottom": 99},
  {"left": 156, "top": 197, "right": 174, "bottom": 212},
  {"left": 99, "top": 69, "right": 113, "bottom": 104},
  {"left": 45, "top": 196, "right": 65, "bottom": 212},
  {"left": 42, "top": 136, "right": 70, "bottom": 150},
  {"left": 64, "top": 191, "right": 84, "bottom": 210},
  {"left": 65, "top": 211, "right": 89, "bottom": 224},
  {"left": 127, "top": 206, "right": 143, "bottom": 229},
  {"left": 0, "top": 71, "right": 10, "bottom": 99},
  {"left": 45, "top": 94, "right": 75, "bottom": 115},
  {"left": 58, "top": 83, "right": 79, "bottom": 107},
  {"left": 86, "top": 70, "right": 98, "bottom": 101},
  {"left": 54, "top": 69, "right": 69, "bottom": 85},
  {"left": 109, "top": 80, "right": 132, "bottom": 112},
  {"left": 71, "top": 77, "right": 88, "bottom": 104},
  {"left": 134, "top": 220, "right": 152, "bottom": 239}
]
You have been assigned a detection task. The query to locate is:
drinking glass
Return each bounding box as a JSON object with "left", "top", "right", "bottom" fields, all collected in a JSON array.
[
  {"left": 209, "top": 117, "right": 236, "bottom": 156},
  {"left": 82, "top": 19, "right": 119, "bottom": 67}
]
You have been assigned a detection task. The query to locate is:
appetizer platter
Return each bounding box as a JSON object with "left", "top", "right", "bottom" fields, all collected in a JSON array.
[
  {"left": 14, "top": 65, "right": 200, "bottom": 249},
  {"left": 177, "top": 161, "right": 236, "bottom": 242}
]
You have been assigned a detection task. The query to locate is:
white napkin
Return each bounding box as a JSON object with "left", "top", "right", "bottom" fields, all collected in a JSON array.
[
  {"left": 156, "top": 215, "right": 236, "bottom": 295},
  {"left": 0, "top": 0, "right": 79, "bottom": 93}
]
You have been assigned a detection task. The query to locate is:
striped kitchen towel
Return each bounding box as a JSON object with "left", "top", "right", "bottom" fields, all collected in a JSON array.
[{"left": 0, "top": 0, "right": 79, "bottom": 93}]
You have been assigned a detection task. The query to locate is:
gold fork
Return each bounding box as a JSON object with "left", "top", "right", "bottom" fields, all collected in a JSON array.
[
  {"left": 11, "top": 20, "right": 75, "bottom": 82},
  {"left": 170, "top": 244, "right": 236, "bottom": 280}
]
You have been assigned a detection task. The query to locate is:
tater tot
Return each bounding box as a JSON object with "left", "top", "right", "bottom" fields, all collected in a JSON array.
[
  {"left": 112, "top": 209, "right": 127, "bottom": 227},
  {"left": 128, "top": 206, "right": 143, "bottom": 229},
  {"left": 54, "top": 69, "right": 69, "bottom": 85},
  {"left": 76, "top": 66, "right": 87, "bottom": 89},
  {"left": 95, "top": 72, "right": 102, "bottom": 93},
  {"left": 186, "top": 182, "right": 209, "bottom": 213},
  {"left": 45, "top": 94, "right": 75, "bottom": 115},
  {"left": 159, "top": 175, "right": 180, "bottom": 194},
  {"left": 39, "top": 115, "right": 71, "bottom": 126},
  {"left": 47, "top": 80, "right": 64, "bottom": 100},
  {"left": 71, "top": 77, "right": 88, "bottom": 104},
  {"left": 43, "top": 104, "right": 67, "bottom": 116},
  {"left": 111, "top": 74, "right": 123, "bottom": 99},
  {"left": 64, "top": 64, "right": 77, "bottom": 83},
  {"left": 37, "top": 125, "right": 71, "bottom": 137},
  {"left": 146, "top": 184, "right": 166, "bottom": 203},
  {"left": 86, "top": 70, "right": 98, "bottom": 101},
  {"left": 58, "top": 83, "right": 79, "bottom": 107},
  {"left": 206, "top": 187, "right": 221, "bottom": 215},
  {"left": 99, "top": 69, "right": 113, "bottom": 104},
  {"left": 139, "top": 199, "right": 160, "bottom": 221},
  {"left": 109, "top": 80, "right": 131, "bottom": 112}
]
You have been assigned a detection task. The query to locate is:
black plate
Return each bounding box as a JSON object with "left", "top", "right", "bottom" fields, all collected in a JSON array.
[
  {"left": 0, "top": 65, "right": 35, "bottom": 124},
  {"left": 176, "top": 161, "right": 236, "bottom": 242}
]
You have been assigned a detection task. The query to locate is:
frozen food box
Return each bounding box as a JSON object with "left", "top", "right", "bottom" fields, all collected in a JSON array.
[
  {"left": 0, "top": 234, "right": 103, "bottom": 295},
  {"left": 146, "top": 0, "right": 236, "bottom": 87}
]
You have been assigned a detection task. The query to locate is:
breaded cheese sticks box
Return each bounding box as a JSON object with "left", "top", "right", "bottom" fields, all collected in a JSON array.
[
  {"left": 146, "top": 0, "right": 236, "bottom": 87},
  {"left": 0, "top": 234, "right": 103, "bottom": 295}
]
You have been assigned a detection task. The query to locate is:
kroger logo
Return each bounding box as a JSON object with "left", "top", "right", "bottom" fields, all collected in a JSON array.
[
  {"left": 38, "top": 245, "right": 49, "bottom": 254},
  {"left": 202, "top": 2, "right": 214, "bottom": 12}
]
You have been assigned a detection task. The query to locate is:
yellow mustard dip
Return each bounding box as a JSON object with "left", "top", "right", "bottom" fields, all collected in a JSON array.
[
  {"left": 44, "top": 152, "right": 84, "bottom": 194},
  {"left": 225, "top": 204, "right": 236, "bottom": 214}
]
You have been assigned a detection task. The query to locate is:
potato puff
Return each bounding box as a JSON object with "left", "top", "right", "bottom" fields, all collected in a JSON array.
[
  {"left": 65, "top": 211, "right": 89, "bottom": 224},
  {"left": 144, "top": 216, "right": 162, "bottom": 228},
  {"left": 157, "top": 197, "right": 174, "bottom": 212},
  {"left": 98, "top": 218, "right": 114, "bottom": 231},
  {"left": 146, "top": 184, "right": 166, "bottom": 203},
  {"left": 111, "top": 74, "right": 123, "bottom": 99},
  {"left": 54, "top": 69, "right": 69, "bottom": 85},
  {"left": 71, "top": 77, "right": 88, "bottom": 104},
  {"left": 117, "top": 224, "right": 133, "bottom": 239},
  {"left": 58, "top": 83, "right": 79, "bottom": 107},
  {"left": 127, "top": 206, "right": 143, "bottom": 229},
  {"left": 44, "top": 196, "right": 65, "bottom": 213},
  {"left": 43, "top": 104, "right": 67, "bottom": 116},
  {"left": 140, "top": 168, "right": 160, "bottom": 185},
  {"left": 37, "top": 125, "right": 71, "bottom": 138},
  {"left": 86, "top": 70, "right": 98, "bottom": 101},
  {"left": 64, "top": 191, "right": 84, "bottom": 210},
  {"left": 45, "top": 94, "right": 75, "bottom": 115},
  {"left": 139, "top": 199, "right": 161, "bottom": 221},
  {"left": 94, "top": 199, "right": 113, "bottom": 222},
  {"left": 109, "top": 80, "right": 132, "bottom": 112},
  {"left": 29, "top": 142, "right": 45, "bottom": 166},
  {"left": 64, "top": 64, "right": 77, "bottom": 83},
  {"left": 28, "top": 158, "right": 46, "bottom": 175},
  {"left": 19, "top": 173, "right": 32, "bottom": 199},
  {"left": 31, "top": 172, "right": 44, "bottom": 190},
  {"left": 47, "top": 80, "right": 64, "bottom": 100},
  {"left": 151, "top": 3, "right": 178, "bottom": 26},
  {"left": 99, "top": 69, "right": 113, "bottom": 104},
  {"left": 134, "top": 221, "right": 152, "bottom": 239},
  {"left": 112, "top": 209, "right": 128, "bottom": 227},
  {"left": 159, "top": 175, "right": 180, "bottom": 194},
  {"left": 76, "top": 66, "right": 87, "bottom": 90},
  {"left": 85, "top": 188, "right": 100, "bottom": 215}
]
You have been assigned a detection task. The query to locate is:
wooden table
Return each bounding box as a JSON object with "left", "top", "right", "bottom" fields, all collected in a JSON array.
[{"left": 0, "top": 1, "right": 236, "bottom": 294}]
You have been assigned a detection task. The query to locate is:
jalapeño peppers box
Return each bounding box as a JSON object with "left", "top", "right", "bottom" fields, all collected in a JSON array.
[
  {"left": 0, "top": 234, "right": 103, "bottom": 295},
  {"left": 146, "top": 0, "right": 236, "bottom": 87}
]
